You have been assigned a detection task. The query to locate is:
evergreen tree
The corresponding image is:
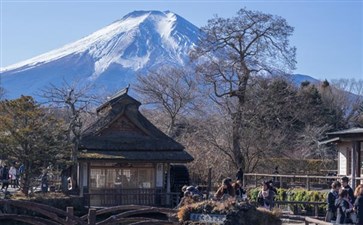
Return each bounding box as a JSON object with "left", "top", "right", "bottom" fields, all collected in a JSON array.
[{"left": 0, "top": 96, "right": 68, "bottom": 195}]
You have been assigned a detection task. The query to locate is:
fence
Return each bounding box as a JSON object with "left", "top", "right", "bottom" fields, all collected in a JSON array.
[
  {"left": 243, "top": 173, "right": 363, "bottom": 190},
  {"left": 305, "top": 217, "right": 333, "bottom": 225},
  {"left": 274, "top": 201, "right": 326, "bottom": 217}
]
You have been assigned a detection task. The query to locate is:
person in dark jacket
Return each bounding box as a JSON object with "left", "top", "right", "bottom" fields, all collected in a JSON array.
[
  {"left": 325, "top": 181, "right": 341, "bottom": 222},
  {"left": 342, "top": 176, "right": 355, "bottom": 205},
  {"left": 336, "top": 189, "right": 354, "bottom": 224},
  {"left": 1, "top": 165, "right": 9, "bottom": 191},
  {"left": 233, "top": 180, "right": 246, "bottom": 200},
  {"left": 41, "top": 172, "right": 48, "bottom": 193},
  {"left": 215, "top": 178, "right": 235, "bottom": 200},
  {"left": 354, "top": 184, "right": 363, "bottom": 225},
  {"left": 257, "top": 181, "right": 275, "bottom": 210},
  {"left": 236, "top": 168, "right": 243, "bottom": 182}
]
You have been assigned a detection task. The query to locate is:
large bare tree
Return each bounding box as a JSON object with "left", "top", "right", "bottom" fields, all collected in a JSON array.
[
  {"left": 191, "top": 8, "right": 296, "bottom": 171},
  {"left": 135, "top": 65, "right": 199, "bottom": 137},
  {"left": 40, "top": 79, "right": 99, "bottom": 190},
  {"left": 41, "top": 80, "right": 98, "bottom": 163},
  {"left": 329, "top": 78, "right": 363, "bottom": 126}
]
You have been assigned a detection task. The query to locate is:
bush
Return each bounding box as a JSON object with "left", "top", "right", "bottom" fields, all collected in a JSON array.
[{"left": 247, "top": 187, "right": 327, "bottom": 215}]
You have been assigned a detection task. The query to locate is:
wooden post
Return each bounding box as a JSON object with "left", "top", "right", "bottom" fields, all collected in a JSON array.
[
  {"left": 88, "top": 208, "right": 96, "bottom": 225},
  {"left": 255, "top": 174, "right": 257, "bottom": 188},
  {"left": 314, "top": 204, "right": 318, "bottom": 217},
  {"left": 306, "top": 176, "right": 310, "bottom": 191},
  {"left": 356, "top": 141, "right": 361, "bottom": 186},
  {"left": 242, "top": 172, "right": 246, "bottom": 188},
  {"left": 166, "top": 163, "right": 171, "bottom": 205},
  {"left": 66, "top": 207, "right": 74, "bottom": 223},
  {"left": 207, "top": 168, "right": 212, "bottom": 199},
  {"left": 279, "top": 176, "right": 283, "bottom": 189},
  {"left": 352, "top": 143, "right": 357, "bottom": 189}
]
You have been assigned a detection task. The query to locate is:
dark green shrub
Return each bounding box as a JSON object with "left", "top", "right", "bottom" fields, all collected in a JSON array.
[{"left": 247, "top": 188, "right": 327, "bottom": 216}]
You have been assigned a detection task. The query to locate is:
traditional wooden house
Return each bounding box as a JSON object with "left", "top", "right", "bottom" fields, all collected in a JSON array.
[
  {"left": 77, "top": 89, "right": 193, "bottom": 206},
  {"left": 320, "top": 128, "right": 363, "bottom": 187}
]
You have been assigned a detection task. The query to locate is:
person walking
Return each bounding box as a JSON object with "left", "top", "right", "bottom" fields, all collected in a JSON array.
[
  {"left": 354, "top": 184, "right": 363, "bottom": 225},
  {"left": 233, "top": 180, "right": 246, "bottom": 200},
  {"left": 257, "top": 181, "right": 275, "bottom": 210},
  {"left": 9, "top": 164, "right": 17, "bottom": 188},
  {"left": 1, "top": 165, "right": 9, "bottom": 191},
  {"left": 236, "top": 168, "right": 244, "bottom": 182},
  {"left": 325, "top": 181, "right": 341, "bottom": 222},
  {"left": 342, "top": 176, "right": 355, "bottom": 205},
  {"left": 41, "top": 172, "right": 48, "bottom": 193},
  {"left": 336, "top": 189, "right": 354, "bottom": 224}
]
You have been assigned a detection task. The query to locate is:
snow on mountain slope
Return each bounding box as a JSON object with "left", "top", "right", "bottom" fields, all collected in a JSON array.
[{"left": 1, "top": 10, "right": 200, "bottom": 99}]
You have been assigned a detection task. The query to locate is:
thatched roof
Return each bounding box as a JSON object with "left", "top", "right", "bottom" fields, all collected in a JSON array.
[
  {"left": 79, "top": 89, "right": 193, "bottom": 163},
  {"left": 319, "top": 127, "right": 363, "bottom": 145}
]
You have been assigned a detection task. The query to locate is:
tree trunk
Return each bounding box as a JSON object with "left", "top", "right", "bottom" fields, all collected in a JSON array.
[{"left": 232, "top": 109, "right": 245, "bottom": 170}]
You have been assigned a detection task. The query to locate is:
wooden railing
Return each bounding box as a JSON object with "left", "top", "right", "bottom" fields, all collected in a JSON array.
[
  {"left": 0, "top": 200, "right": 178, "bottom": 225},
  {"left": 243, "top": 173, "right": 363, "bottom": 190},
  {"left": 84, "top": 188, "right": 180, "bottom": 207},
  {"left": 305, "top": 216, "right": 333, "bottom": 225},
  {"left": 274, "top": 201, "right": 326, "bottom": 217}
]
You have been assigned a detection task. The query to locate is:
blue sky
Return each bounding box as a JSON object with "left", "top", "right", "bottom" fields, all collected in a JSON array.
[{"left": 0, "top": 0, "right": 362, "bottom": 81}]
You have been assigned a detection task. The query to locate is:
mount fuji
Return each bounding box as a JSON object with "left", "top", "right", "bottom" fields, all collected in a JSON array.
[{"left": 1, "top": 10, "right": 200, "bottom": 99}]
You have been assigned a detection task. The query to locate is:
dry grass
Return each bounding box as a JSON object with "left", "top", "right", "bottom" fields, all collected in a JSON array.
[{"left": 177, "top": 199, "right": 282, "bottom": 225}]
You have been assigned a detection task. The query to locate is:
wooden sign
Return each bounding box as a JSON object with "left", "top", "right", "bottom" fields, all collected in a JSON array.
[{"left": 190, "top": 213, "right": 226, "bottom": 224}]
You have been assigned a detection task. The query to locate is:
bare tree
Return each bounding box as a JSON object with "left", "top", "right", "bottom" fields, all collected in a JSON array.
[
  {"left": 41, "top": 79, "right": 99, "bottom": 163},
  {"left": 191, "top": 8, "right": 296, "bottom": 171},
  {"left": 329, "top": 78, "right": 363, "bottom": 126},
  {"left": 135, "top": 65, "right": 199, "bottom": 136}
]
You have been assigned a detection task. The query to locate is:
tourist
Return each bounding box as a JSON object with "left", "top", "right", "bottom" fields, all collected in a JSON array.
[
  {"left": 268, "top": 180, "right": 278, "bottom": 196},
  {"left": 272, "top": 166, "right": 279, "bottom": 185},
  {"left": 41, "top": 172, "right": 49, "bottom": 193},
  {"left": 341, "top": 176, "right": 355, "bottom": 205},
  {"left": 9, "top": 164, "right": 17, "bottom": 188},
  {"left": 215, "top": 178, "right": 235, "bottom": 200},
  {"left": 1, "top": 165, "right": 9, "bottom": 191},
  {"left": 325, "top": 181, "right": 341, "bottom": 222},
  {"left": 184, "top": 185, "right": 203, "bottom": 199},
  {"left": 354, "top": 184, "right": 363, "bottom": 225},
  {"left": 233, "top": 180, "right": 246, "bottom": 200},
  {"left": 335, "top": 189, "right": 354, "bottom": 224},
  {"left": 176, "top": 190, "right": 194, "bottom": 208},
  {"left": 236, "top": 168, "right": 244, "bottom": 182},
  {"left": 257, "top": 181, "right": 275, "bottom": 210}
]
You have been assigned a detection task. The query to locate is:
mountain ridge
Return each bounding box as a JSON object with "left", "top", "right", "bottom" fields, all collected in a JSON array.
[{"left": 1, "top": 10, "right": 325, "bottom": 100}]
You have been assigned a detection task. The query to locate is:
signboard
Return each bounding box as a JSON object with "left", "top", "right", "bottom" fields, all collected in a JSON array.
[{"left": 190, "top": 213, "right": 226, "bottom": 224}]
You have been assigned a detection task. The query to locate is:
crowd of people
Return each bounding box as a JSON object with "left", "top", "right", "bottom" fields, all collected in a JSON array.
[
  {"left": 325, "top": 176, "right": 363, "bottom": 225},
  {"left": 176, "top": 177, "right": 248, "bottom": 208},
  {"left": 0, "top": 163, "right": 23, "bottom": 192}
]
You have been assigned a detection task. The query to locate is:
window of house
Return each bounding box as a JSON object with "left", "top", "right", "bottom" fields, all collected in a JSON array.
[{"left": 90, "top": 167, "right": 155, "bottom": 189}]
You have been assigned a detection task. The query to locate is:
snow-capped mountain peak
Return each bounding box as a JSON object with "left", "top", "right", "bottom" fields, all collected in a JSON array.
[{"left": 1, "top": 10, "right": 200, "bottom": 99}]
